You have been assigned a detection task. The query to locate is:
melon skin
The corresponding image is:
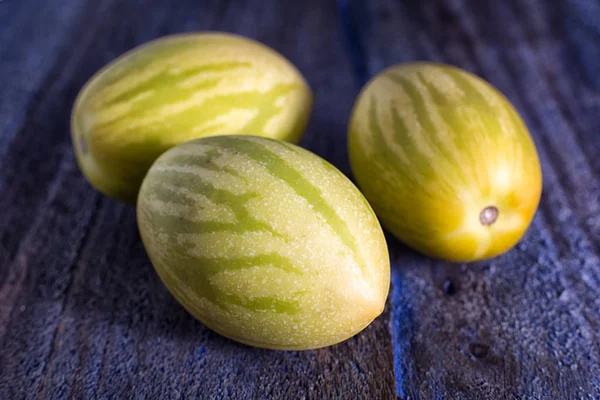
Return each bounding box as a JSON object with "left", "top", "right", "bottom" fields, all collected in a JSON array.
[
  {"left": 71, "top": 32, "right": 313, "bottom": 203},
  {"left": 348, "top": 62, "right": 542, "bottom": 262},
  {"left": 137, "top": 135, "right": 390, "bottom": 350}
]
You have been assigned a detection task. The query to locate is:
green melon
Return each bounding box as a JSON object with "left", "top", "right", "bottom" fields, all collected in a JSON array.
[
  {"left": 72, "top": 32, "right": 313, "bottom": 203},
  {"left": 349, "top": 63, "right": 542, "bottom": 262},
  {"left": 137, "top": 135, "right": 390, "bottom": 350}
]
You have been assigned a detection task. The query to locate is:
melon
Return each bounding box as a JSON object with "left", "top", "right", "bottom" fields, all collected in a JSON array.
[
  {"left": 71, "top": 33, "right": 312, "bottom": 203},
  {"left": 137, "top": 135, "right": 390, "bottom": 350},
  {"left": 348, "top": 63, "right": 542, "bottom": 262}
]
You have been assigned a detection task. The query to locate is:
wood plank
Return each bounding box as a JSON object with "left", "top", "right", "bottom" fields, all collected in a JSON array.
[
  {"left": 0, "top": 0, "right": 396, "bottom": 398},
  {"left": 3, "top": 0, "right": 598, "bottom": 398},
  {"left": 0, "top": 0, "right": 113, "bottom": 340},
  {"left": 0, "top": 0, "right": 96, "bottom": 157},
  {"left": 344, "top": 0, "right": 600, "bottom": 398}
]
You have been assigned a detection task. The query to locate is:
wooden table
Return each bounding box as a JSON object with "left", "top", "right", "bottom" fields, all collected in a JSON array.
[{"left": 1, "top": 0, "right": 599, "bottom": 398}]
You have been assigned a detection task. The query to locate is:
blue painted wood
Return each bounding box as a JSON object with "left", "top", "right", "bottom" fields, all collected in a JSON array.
[
  {"left": 340, "top": 0, "right": 600, "bottom": 398},
  {"left": 0, "top": 1, "right": 394, "bottom": 399},
  {"left": 0, "top": 0, "right": 599, "bottom": 398}
]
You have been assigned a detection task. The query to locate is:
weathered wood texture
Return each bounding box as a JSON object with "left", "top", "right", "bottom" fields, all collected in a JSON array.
[
  {"left": 0, "top": 1, "right": 394, "bottom": 399},
  {"left": 340, "top": 0, "right": 600, "bottom": 398},
  {"left": 0, "top": 0, "right": 598, "bottom": 399}
]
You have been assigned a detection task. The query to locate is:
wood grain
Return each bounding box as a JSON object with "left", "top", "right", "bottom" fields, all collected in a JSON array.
[
  {"left": 0, "top": 0, "right": 599, "bottom": 399},
  {"left": 341, "top": 0, "right": 600, "bottom": 398},
  {"left": 0, "top": 0, "right": 395, "bottom": 399}
]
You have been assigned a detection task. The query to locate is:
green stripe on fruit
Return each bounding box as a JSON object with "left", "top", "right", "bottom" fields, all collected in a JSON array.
[
  {"left": 137, "top": 135, "right": 390, "bottom": 350},
  {"left": 72, "top": 32, "right": 313, "bottom": 203}
]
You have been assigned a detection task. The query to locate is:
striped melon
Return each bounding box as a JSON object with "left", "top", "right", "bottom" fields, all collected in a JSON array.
[
  {"left": 348, "top": 63, "right": 542, "bottom": 262},
  {"left": 71, "top": 32, "right": 312, "bottom": 203},
  {"left": 137, "top": 135, "right": 390, "bottom": 350}
]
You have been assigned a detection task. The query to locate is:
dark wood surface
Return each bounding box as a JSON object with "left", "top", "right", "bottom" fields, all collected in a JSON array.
[{"left": 0, "top": 0, "right": 599, "bottom": 399}]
